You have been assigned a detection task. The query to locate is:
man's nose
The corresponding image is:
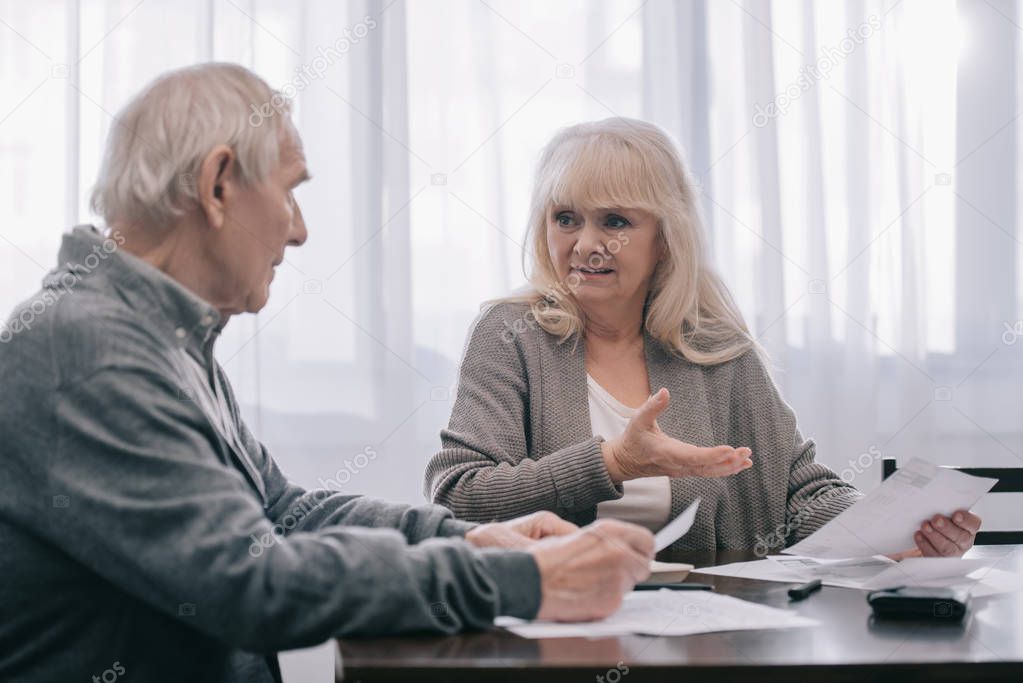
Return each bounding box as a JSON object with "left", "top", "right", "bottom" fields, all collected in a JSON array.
[{"left": 289, "top": 202, "right": 308, "bottom": 247}]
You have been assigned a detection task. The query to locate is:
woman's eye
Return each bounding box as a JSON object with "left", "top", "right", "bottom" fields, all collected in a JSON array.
[
  {"left": 605, "top": 214, "right": 631, "bottom": 228},
  {"left": 555, "top": 213, "right": 575, "bottom": 227}
]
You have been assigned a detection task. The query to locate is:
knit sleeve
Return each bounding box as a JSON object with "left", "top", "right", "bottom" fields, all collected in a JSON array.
[
  {"left": 732, "top": 348, "right": 863, "bottom": 545},
  {"left": 424, "top": 303, "right": 621, "bottom": 522}
]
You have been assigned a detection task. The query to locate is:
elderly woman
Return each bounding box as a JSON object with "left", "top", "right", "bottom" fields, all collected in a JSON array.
[{"left": 426, "top": 118, "right": 981, "bottom": 557}]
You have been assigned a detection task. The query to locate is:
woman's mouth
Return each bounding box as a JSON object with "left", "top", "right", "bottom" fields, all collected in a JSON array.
[{"left": 570, "top": 265, "right": 615, "bottom": 280}]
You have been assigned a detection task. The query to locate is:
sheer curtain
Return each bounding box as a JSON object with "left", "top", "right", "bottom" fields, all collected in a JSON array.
[
  {"left": 1, "top": 0, "right": 1020, "bottom": 527},
  {"left": 648, "top": 0, "right": 1021, "bottom": 527}
]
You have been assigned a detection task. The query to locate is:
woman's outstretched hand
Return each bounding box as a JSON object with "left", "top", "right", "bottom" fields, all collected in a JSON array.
[{"left": 601, "top": 388, "right": 754, "bottom": 483}]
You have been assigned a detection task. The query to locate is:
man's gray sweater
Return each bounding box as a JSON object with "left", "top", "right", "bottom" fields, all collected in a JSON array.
[{"left": 0, "top": 225, "right": 540, "bottom": 682}]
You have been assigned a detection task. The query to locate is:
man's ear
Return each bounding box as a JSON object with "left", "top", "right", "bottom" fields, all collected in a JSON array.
[{"left": 197, "top": 144, "right": 236, "bottom": 230}]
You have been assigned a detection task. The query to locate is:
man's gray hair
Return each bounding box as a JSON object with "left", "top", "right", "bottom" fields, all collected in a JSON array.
[{"left": 90, "top": 62, "right": 292, "bottom": 227}]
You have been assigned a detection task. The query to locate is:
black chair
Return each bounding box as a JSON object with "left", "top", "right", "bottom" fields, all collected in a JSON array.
[{"left": 882, "top": 457, "right": 1023, "bottom": 545}]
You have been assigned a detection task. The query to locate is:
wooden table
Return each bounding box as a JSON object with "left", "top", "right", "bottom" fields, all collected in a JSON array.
[{"left": 336, "top": 545, "right": 1023, "bottom": 682}]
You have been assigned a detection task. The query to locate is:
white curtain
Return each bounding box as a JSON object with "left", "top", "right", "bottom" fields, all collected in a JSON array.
[{"left": 1, "top": 0, "right": 1020, "bottom": 527}]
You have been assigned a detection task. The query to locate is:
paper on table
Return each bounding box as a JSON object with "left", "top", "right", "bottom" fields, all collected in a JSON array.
[
  {"left": 649, "top": 560, "right": 694, "bottom": 574},
  {"left": 695, "top": 556, "right": 894, "bottom": 587},
  {"left": 653, "top": 497, "right": 700, "bottom": 551},
  {"left": 863, "top": 557, "right": 992, "bottom": 589},
  {"left": 696, "top": 555, "right": 1005, "bottom": 592},
  {"left": 785, "top": 457, "right": 997, "bottom": 559},
  {"left": 769, "top": 555, "right": 897, "bottom": 586},
  {"left": 694, "top": 558, "right": 802, "bottom": 582},
  {"left": 934, "top": 567, "right": 1023, "bottom": 598},
  {"left": 495, "top": 589, "right": 818, "bottom": 639},
  {"left": 642, "top": 560, "right": 693, "bottom": 586},
  {"left": 766, "top": 555, "right": 991, "bottom": 590}
]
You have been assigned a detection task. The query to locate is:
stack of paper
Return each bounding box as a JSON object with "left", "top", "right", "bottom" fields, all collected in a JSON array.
[
  {"left": 785, "top": 457, "right": 997, "bottom": 559},
  {"left": 646, "top": 560, "right": 693, "bottom": 582},
  {"left": 692, "top": 458, "right": 1015, "bottom": 595},
  {"left": 496, "top": 589, "right": 819, "bottom": 639},
  {"left": 695, "top": 555, "right": 1023, "bottom": 597},
  {"left": 498, "top": 498, "right": 816, "bottom": 639},
  {"left": 498, "top": 461, "right": 1014, "bottom": 641},
  {"left": 769, "top": 555, "right": 993, "bottom": 590}
]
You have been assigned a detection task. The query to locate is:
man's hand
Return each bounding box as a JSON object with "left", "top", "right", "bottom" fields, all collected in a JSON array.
[
  {"left": 465, "top": 511, "right": 578, "bottom": 550},
  {"left": 530, "top": 519, "right": 655, "bottom": 622}
]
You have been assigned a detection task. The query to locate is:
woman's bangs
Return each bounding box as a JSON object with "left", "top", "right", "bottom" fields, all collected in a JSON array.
[{"left": 543, "top": 136, "right": 662, "bottom": 214}]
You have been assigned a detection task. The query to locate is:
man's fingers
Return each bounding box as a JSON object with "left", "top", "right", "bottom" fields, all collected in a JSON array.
[
  {"left": 626, "top": 549, "right": 653, "bottom": 583},
  {"left": 466, "top": 523, "right": 533, "bottom": 550},
  {"left": 588, "top": 519, "right": 655, "bottom": 557},
  {"left": 532, "top": 511, "right": 578, "bottom": 537},
  {"left": 612, "top": 523, "right": 656, "bottom": 558},
  {"left": 619, "top": 545, "right": 654, "bottom": 584}
]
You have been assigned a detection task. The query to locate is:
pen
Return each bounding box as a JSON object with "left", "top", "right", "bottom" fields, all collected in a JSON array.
[
  {"left": 635, "top": 582, "right": 715, "bottom": 591},
  {"left": 788, "top": 578, "right": 822, "bottom": 601}
]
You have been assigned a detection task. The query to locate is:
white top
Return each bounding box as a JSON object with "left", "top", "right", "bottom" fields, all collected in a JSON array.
[{"left": 589, "top": 374, "right": 672, "bottom": 531}]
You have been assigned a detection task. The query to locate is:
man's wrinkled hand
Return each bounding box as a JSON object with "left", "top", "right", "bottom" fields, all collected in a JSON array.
[{"left": 465, "top": 511, "right": 578, "bottom": 550}]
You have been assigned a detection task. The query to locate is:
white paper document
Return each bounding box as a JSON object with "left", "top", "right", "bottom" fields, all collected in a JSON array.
[
  {"left": 653, "top": 497, "right": 700, "bottom": 551},
  {"left": 768, "top": 555, "right": 898, "bottom": 586},
  {"left": 694, "top": 558, "right": 801, "bottom": 582},
  {"left": 945, "top": 567, "right": 1023, "bottom": 597},
  {"left": 784, "top": 457, "right": 997, "bottom": 559},
  {"left": 767, "top": 555, "right": 991, "bottom": 590},
  {"left": 649, "top": 560, "right": 694, "bottom": 574},
  {"left": 694, "top": 556, "right": 1022, "bottom": 596},
  {"left": 495, "top": 588, "right": 818, "bottom": 639}
]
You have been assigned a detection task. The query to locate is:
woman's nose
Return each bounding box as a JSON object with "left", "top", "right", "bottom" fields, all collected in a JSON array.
[{"left": 572, "top": 221, "right": 606, "bottom": 256}]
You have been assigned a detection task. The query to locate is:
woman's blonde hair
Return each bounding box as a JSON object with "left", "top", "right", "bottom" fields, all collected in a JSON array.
[{"left": 498, "top": 117, "right": 754, "bottom": 365}]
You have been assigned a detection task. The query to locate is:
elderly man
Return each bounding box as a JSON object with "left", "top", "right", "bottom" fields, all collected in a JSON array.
[{"left": 0, "top": 63, "right": 654, "bottom": 683}]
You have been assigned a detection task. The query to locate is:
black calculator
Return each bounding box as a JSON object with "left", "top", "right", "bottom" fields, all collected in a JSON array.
[{"left": 866, "top": 586, "right": 970, "bottom": 621}]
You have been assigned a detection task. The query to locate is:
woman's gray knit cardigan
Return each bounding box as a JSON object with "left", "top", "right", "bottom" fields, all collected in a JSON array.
[{"left": 425, "top": 302, "right": 862, "bottom": 552}]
